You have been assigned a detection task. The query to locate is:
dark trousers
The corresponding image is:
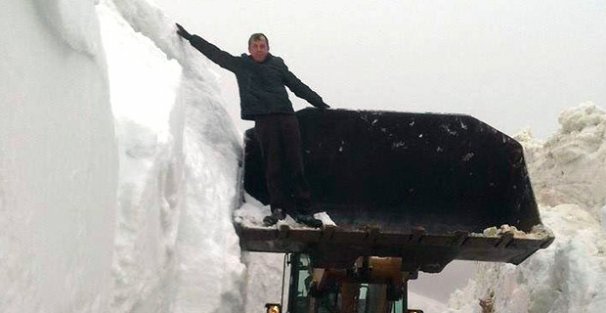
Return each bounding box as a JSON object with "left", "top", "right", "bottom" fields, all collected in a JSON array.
[{"left": 254, "top": 114, "right": 312, "bottom": 215}]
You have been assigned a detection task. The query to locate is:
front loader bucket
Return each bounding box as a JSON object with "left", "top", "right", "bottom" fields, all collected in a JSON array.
[
  {"left": 240, "top": 108, "right": 552, "bottom": 270},
  {"left": 244, "top": 108, "right": 540, "bottom": 233}
]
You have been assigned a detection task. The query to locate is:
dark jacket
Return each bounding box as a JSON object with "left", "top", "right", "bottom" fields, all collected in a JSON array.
[{"left": 188, "top": 35, "right": 327, "bottom": 120}]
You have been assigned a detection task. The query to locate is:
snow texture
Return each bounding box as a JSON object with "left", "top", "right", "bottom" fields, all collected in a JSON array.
[
  {"left": 241, "top": 252, "right": 286, "bottom": 313},
  {"left": 476, "top": 224, "right": 552, "bottom": 240},
  {"left": 96, "top": 0, "right": 245, "bottom": 312},
  {"left": 1, "top": 0, "right": 117, "bottom": 312},
  {"left": 519, "top": 102, "right": 606, "bottom": 217},
  {"left": 447, "top": 103, "right": 606, "bottom": 313}
]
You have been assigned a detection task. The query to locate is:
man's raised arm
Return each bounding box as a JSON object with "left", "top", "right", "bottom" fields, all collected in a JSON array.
[{"left": 176, "top": 23, "right": 239, "bottom": 72}]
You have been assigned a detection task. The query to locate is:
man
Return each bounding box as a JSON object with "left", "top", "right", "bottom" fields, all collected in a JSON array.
[{"left": 176, "top": 23, "right": 328, "bottom": 228}]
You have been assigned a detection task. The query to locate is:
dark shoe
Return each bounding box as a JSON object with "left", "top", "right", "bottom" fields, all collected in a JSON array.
[
  {"left": 263, "top": 209, "right": 286, "bottom": 227},
  {"left": 294, "top": 213, "right": 323, "bottom": 228}
]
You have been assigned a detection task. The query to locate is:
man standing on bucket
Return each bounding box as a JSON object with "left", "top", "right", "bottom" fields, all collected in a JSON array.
[{"left": 176, "top": 23, "right": 328, "bottom": 228}]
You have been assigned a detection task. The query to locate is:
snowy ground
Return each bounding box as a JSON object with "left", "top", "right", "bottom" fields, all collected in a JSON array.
[{"left": 2, "top": 0, "right": 606, "bottom": 312}]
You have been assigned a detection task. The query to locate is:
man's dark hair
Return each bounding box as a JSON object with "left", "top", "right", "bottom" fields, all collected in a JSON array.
[{"left": 248, "top": 33, "right": 269, "bottom": 47}]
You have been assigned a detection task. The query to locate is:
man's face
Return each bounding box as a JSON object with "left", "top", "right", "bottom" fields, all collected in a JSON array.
[{"left": 249, "top": 38, "right": 269, "bottom": 63}]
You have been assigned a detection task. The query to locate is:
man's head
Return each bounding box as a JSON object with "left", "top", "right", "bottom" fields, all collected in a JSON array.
[{"left": 248, "top": 33, "right": 269, "bottom": 63}]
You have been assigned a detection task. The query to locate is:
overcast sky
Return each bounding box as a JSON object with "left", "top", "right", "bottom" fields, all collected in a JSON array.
[{"left": 156, "top": 0, "right": 605, "bottom": 139}]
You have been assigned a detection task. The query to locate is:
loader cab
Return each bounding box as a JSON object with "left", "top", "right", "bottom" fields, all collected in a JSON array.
[{"left": 270, "top": 253, "right": 423, "bottom": 313}]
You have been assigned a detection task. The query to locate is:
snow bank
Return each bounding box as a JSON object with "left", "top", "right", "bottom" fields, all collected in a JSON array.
[
  {"left": 97, "top": 0, "right": 245, "bottom": 312},
  {"left": 447, "top": 103, "right": 606, "bottom": 313},
  {"left": 1, "top": 0, "right": 117, "bottom": 312},
  {"left": 520, "top": 102, "right": 606, "bottom": 218}
]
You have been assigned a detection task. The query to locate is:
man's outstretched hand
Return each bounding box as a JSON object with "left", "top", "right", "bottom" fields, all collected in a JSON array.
[{"left": 176, "top": 23, "right": 192, "bottom": 40}]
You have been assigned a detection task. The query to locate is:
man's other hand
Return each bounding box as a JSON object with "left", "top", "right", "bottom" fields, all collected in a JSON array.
[{"left": 176, "top": 23, "right": 192, "bottom": 40}]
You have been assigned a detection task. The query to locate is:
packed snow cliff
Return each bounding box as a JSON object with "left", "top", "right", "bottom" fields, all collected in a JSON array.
[
  {"left": 97, "top": 0, "right": 245, "bottom": 312},
  {"left": 3, "top": 0, "right": 246, "bottom": 312},
  {"left": 447, "top": 103, "right": 606, "bottom": 313}
]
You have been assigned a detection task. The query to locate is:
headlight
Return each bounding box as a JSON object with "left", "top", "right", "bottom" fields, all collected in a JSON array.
[{"left": 264, "top": 303, "right": 281, "bottom": 313}]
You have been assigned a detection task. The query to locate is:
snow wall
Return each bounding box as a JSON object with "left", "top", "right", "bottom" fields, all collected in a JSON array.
[
  {"left": 2, "top": 0, "right": 247, "bottom": 312},
  {"left": 1, "top": 0, "right": 117, "bottom": 312},
  {"left": 447, "top": 103, "right": 606, "bottom": 313},
  {"left": 96, "top": 0, "right": 245, "bottom": 312}
]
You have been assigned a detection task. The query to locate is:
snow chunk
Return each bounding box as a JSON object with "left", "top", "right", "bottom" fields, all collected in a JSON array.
[
  {"left": 483, "top": 225, "right": 512, "bottom": 237},
  {"left": 559, "top": 102, "right": 606, "bottom": 134},
  {"left": 475, "top": 224, "right": 550, "bottom": 239},
  {"left": 314, "top": 211, "right": 337, "bottom": 226},
  {"left": 234, "top": 200, "right": 271, "bottom": 228}
]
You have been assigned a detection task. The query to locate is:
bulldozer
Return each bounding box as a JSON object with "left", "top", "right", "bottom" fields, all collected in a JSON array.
[{"left": 235, "top": 108, "right": 554, "bottom": 313}]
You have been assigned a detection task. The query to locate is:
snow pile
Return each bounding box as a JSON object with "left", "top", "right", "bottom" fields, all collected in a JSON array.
[
  {"left": 480, "top": 225, "right": 526, "bottom": 238},
  {"left": 521, "top": 102, "right": 606, "bottom": 217},
  {"left": 234, "top": 194, "right": 274, "bottom": 228},
  {"left": 446, "top": 103, "right": 606, "bottom": 313},
  {"left": 1, "top": 0, "right": 117, "bottom": 312},
  {"left": 96, "top": 0, "right": 245, "bottom": 312}
]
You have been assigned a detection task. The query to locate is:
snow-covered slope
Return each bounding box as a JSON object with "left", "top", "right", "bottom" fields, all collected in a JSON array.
[
  {"left": 447, "top": 103, "right": 606, "bottom": 313},
  {"left": 1, "top": 0, "right": 117, "bottom": 312}
]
